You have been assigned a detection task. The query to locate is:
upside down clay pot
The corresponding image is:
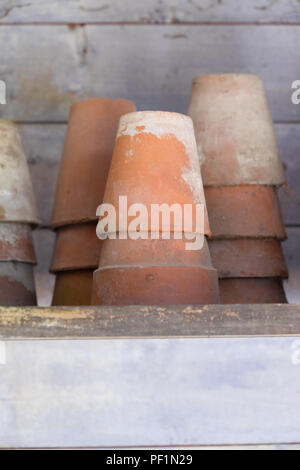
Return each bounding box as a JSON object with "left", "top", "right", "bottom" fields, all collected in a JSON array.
[
  {"left": 100, "top": 111, "right": 211, "bottom": 236},
  {"left": 205, "top": 186, "right": 286, "bottom": 239},
  {"left": 0, "top": 120, "right": 39, "bottom": 225},
  {"left": 51, "top": 98, "right": 136, "bottom": 228},
  {"left": 188, "top": 74, "right": 286, "bottom": 187},
  {"left": 0, "top": 223, "right": 36, "bottom": 263},
  {"left": 210, "top": 239, "right": 288, "bottom": 279},
  {"left": 52, "top": 270, "right": 93, "bottom": 306},
  {"left": 0, "top": 261, "right": 36, "bottom": 306},
  {"left": 50, "top": 223, "right": 101, "bottom": 272},
  {"left": 99, "top": 235, "right": 212, "bottom": 268},
  {"left": 220, "top": 278, "right": 287, "bottom": 304},
  {"left": 92, "top": 266, "right": 220, "bottom": 306}
]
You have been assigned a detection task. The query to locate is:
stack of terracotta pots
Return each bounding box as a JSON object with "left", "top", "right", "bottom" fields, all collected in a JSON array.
[
  {"left": 189, "top": 74, "right": 288, "bottom": 304},
  {"left": 0, "top": 120, "right": 39, "bottom": 306},
  {"left": 50, "top": 98, "right": 136, "bottom": 305},
  {"left": 92, "top": 111, "right": 220, "bottom": 306}
]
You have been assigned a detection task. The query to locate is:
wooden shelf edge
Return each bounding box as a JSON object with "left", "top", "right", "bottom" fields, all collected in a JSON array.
[{"left": 0, "top": 304, "right": 299, "bottom": 340}]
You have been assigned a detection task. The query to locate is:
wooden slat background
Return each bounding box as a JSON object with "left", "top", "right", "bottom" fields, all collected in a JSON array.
[
  {"left": 0, "top": 0, "right": 300, "bottom": 24},
  {"left": 0, "top": 1, "right": 299, "bottom": 305}
]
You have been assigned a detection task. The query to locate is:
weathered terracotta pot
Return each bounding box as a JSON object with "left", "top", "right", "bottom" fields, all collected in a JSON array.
[
  {"left": 0, "top": 261, "right": 36, "bottom": 306},
  {"left": 99, "top": 235, "right": 212, "bottom": 268},
  {"left": 0, "top": 223, "right": 36, "bottom": 263},
  {"left": 205, "top": 186, "right": 286, "bottom": 239},
  {"left": 50, "top": 223, "right": 101, "bottom": 272},
  {"left": 51, "top": 98, "right": 136, "bottom": 228},
  {"left": 100, "top": 111, "right": 211, "bottom": 236},
  {"left": 188, "top": 74, "right": 286, "bottom": 187},
  {"left": 210, "top": 239, "right": 288, "bottom": 279},
  {"left": 92, "top": 266, "right": 220, "bottom": 306},
  {"left": 0, "top": 120, "right": 39, "bottom": 225},
  {"left": 220, "top": 278, "right": 287, "bottom": 304},
  {"left": 52, "top": 270, "right": 93, "bottom": 306}
]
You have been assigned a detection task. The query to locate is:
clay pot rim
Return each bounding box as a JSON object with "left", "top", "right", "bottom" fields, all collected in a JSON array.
[
  {"left": 210, "top": 235, "right": 288, "bottom": 241},
  {"left": 95, "top": 265, "right": 218, "bottom": 273},
  {"left": 192, "top": 73, "right": 262, "bottom": 86},
  {"left": 51, "top": 217, "right": 98, "bottom": 230},
  {"left": 50, "top": 264, "right": 97, "bottom": 274}
]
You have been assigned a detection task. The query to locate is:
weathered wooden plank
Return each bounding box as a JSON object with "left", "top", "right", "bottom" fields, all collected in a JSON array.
[
  {"left": 19, "top": 123, "right": 300, "bottom": 227},
  {"left": 0, "top": 0, "right": 299, "bottom": 24},
  {"left": 0, "top": 304, "right": 300, "bottom": 340},
  {"left": 1, "top": 337, "right": 300, "bottom": 447},
  {"left": 0, "top": 25, "right": 299, "bottom": 122}
]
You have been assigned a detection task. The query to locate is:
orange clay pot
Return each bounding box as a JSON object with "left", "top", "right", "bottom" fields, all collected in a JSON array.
[
  {"left": 205, "top": 186, "right": 286, "bottom": 240},
  {"left": 210, "top": 239, "right": 288, "bottom": 279},
  {"left": 0, "top": 223, "right": 36, "bottom": 264},
  {"left": 51, "top": 98, "right": 136, "bottom": 228},
  {"left": 0, "top": 261, "right": 37, "bottom": 306},
  {"left": 0, "top": 120, "right": 39, "bottom": 226},
  {"left": 220, "top": 278, "right": 287, "bottom": 304},
  {"left": 188, "top": 74, "right": 286, "bottom": 187},
  {"left": 99, "top": 235, "right": 212, "bottom": 269},
  {"left": 50, "top": 223, "right": 101, "bottom": 272},
  {"left": 92, "top": 266, "right": 220, "bottom": 306},
  {"left": 52, "top": 270, "right": 93, "bottom": 306},
  {"left": 100, "top": 111, "right": 211, "bottom": 236}
]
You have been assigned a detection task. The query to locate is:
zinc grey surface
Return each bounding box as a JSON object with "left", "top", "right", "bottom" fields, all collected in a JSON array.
[
  {"left": 0, "top": 337, "right": 300, "bottom": 447},
  {"left": 0, "top": 25, "right": 299, "bottom": 122},
  {"left": 0, "top": 0, "right": 299, "bottom": 24}
]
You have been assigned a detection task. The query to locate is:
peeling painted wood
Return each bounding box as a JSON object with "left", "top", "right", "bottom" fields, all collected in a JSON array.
[
  {"left": 0, "top": 304, "right": 300, "bottom": 340},
  {"left": 0, "top": 0, "right": 299, "bottom": 24},
  {"left": 0, "top": 25, "right": 299, "bottom": 122}
]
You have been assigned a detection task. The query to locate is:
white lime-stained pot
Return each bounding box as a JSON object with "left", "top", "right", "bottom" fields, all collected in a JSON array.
[
  {"left": 0, "top": 261, "right": 37, "bottom": 306},
  {"left": 0, "top": 120, "right": 39, "bottom": 225},
  {"left": 100, "top": 111, "right": 211, "bottom": 236},
  {"left": 188, "top": 74, "right": 286, "bottom": 187},
  {"left": 0, "top": 222, "right": 36, "bottom": 263}
]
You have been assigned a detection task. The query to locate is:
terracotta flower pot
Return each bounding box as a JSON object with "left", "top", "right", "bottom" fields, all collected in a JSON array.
[
  {"left": 50, "top": 223, "right": 101, "bottom": 272},
  {"left": 101, "top": 111, "right": 211, "bottom": 236},
  {"left": 92, "top": 265, "right": 220, "bottom": 306},
  {"left": 188, "top": 74, "right": 285, "bottom": 187},
  {"left": 92, "top": 233, "right": 219, "bottom": 306},
  {"left": 205, "top": 186, "right": 286, "bottom": 239},
  {"left": 220, "top": 278, "right": 287, "bottom": 304},
  {"left": 0, "top": 120, "right": 39, "bottom": 225},
  {"left": 51, "top": 98, "right": 136, "bottom": 228},
  {"left": 99, "top": 235, "right": 212, "bottom": 269},
  {"left": 0, "top": 223, "right": 36, "bottom": 264},
  {"left": 210, "top": 239, "right": 288, "bottom": 279},
  {"left": 52, "top": 270, "right": 93, "bottom": 306},
  {"left": 0, "top": 261, "right": 36, "bottom": 306}
]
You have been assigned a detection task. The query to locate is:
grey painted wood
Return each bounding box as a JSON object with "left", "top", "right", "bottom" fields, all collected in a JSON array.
[
  {"left": 0, "top": 0, "right": 299, "bottom": 24},
  {"left": 283, "top": 227, "right": 300, "bottom": 305},
  {"left": 1, "top": 337, "right": 300, "bottom": 447},
  {"left": 1, "top": 304, "right": 300, "bottom": 340},
  {"left": 0, "top": 25, "right": 299, "bottom": 122},
  {"left": 278, "top": 124, "right": 300, "bottom": 226}
]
